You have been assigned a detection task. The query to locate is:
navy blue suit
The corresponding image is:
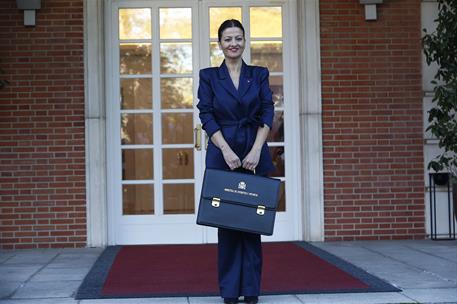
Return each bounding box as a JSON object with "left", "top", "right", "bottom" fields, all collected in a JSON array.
[{"left": 197, "top": 61, "right": 275, "bottom": 298}]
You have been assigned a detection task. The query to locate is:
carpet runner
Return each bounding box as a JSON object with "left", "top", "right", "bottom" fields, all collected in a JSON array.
[{"left": 75, "top": 242, "right": 399, "bottom": 299}]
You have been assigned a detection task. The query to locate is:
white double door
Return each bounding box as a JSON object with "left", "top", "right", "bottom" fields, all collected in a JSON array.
[{"left": 106, "top": 0, "right": 301, "bottom": 244}]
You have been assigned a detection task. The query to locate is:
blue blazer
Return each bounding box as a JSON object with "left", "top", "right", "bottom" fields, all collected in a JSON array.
[{"left": 197, "top": 60, "right": 275, "bottom": 175}]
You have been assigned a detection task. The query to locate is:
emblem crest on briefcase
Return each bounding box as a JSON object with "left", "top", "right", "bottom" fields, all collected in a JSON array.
[{"left": 238, "top": 181, "right": 246, "bottom": 190}]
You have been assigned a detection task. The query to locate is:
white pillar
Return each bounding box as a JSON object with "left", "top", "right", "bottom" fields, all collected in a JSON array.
[
  {"left": 84, "top": 0, "right": 107, "bottom": 247},
  {"left": 298, "top": 0, "right": 325, "bottom": 241}
]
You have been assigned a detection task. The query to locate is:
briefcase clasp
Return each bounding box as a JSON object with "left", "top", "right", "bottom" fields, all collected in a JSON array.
[
  {"left": 256, "top": 205, "right": 266, "bottom": 216},
  {"left": 212, "top": 197, "right": 220, "bottom": 208}
]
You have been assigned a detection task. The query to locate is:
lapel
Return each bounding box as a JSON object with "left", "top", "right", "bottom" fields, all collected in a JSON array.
[
  {"left": 238, "top": 61, "right": 253, "bottom": 98},
  {"left": 217, "top": 60, "right": 253, "bottom": 102}
]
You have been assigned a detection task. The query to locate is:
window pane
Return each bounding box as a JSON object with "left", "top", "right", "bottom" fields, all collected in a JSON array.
[
  {"left": 267, "top": 111, "right": 284, "bottom": 142},
  {"left": 269, "top": 76, "right": 284, "bottom": 107},
  {"left": 163, "top": 184, "right": 194, "bottom": 214},
  {"left": 123, "top": 184, "right": 154, "bottom": 215},
  {"left": 209, "top": 7, "right": 242, "bottom": 39},
  {"left": 160, "top": 8, "right": 192, "bottom": 39},
  {"left": 119, "top": 8, "right": 151, "bottom": 40},
  {"left": 162, "top": 149, "right": 194, "bottom": 179},
  {"left": 121, "top": 114, "right": 153, "bottom": 145},
  {"left": 161, "top": 78, "right": 193, "bottom": 109},
  {"left": 160, "top": 43, "right": 192, "bottom": 74},
  {"left": 250, "top": 7, "right": 282, "bottom": 38},
  {"left": 269, "top": 146, "right": 285, "bottom": 177},
  {"left": 120, "top": 78, "right": 152, "bottom": 109},
  {"left": 162, "top": 113, "right": 193, "bottom": 144},
  {"left": 122, "top": 149, "right": 153, "bottom": 180},
  {"left": 277, "top": 181, "right": 285, "bottom": 212},
  {"left": 120, "top": 43, "right": 152, "bottom": 75},
  {"left": 251, "top": 41, "right": 283, "bottom": 72},
  {"left": 210, "top": 42, "right": 224, "bottom": 67}
]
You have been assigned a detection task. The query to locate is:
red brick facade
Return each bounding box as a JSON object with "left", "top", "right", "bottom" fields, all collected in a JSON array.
[
  {"left": 0, "top": 0, "right": 426, "bottom": 249},
  {"left": 320, "top": 0, "right": 425, "bottom": 240},
  {"left": 0, "top": 0, "right": 86, "bottom": 249}
]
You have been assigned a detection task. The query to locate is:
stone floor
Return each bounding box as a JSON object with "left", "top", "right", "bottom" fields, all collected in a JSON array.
[{"left": 0, "top": 240, "right": 456, "bottom": 304}]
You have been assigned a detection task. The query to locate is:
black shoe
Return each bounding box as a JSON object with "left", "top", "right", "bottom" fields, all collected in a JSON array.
[
  {"left": 244, "top": 296, "right": 258, "bottom": 304},
  {"left": 223, "top": 298, "right": 238, "bottom": 304}
]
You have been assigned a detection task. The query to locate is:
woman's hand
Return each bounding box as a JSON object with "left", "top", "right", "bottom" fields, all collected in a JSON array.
[
  {"left": 221, "top": 147, "right": 242, "bottom": 170},
  {"left": 210, "top": 130, "right": 241, "bottom": 170},
  {"left": 242, "top": 147, "right": 261, "bottom": 172},
  {"left": 242, "top": 125, "right": 270, "bottom": 173}
]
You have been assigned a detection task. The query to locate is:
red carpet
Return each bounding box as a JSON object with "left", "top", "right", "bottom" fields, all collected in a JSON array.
[{"left": 76, "top": 242, "right": 400, "bottom": 299}]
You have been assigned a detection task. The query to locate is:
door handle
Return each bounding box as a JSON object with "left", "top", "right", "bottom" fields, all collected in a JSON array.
[{"left": 194, "top": 123, "right": 202, "bottom": 151}]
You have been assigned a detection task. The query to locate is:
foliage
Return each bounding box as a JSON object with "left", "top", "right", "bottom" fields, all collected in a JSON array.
[{"left": 422, "top": 0, "right": 457, "bottom": 178}]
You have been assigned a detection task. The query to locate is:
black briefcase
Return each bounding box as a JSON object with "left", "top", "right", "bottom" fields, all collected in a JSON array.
[{"left": 197, "top": 168, "right": 281, "bottom": 235}]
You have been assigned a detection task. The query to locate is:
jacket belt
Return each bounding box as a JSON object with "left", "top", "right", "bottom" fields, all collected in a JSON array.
[{"left": 218, "top": 117, "right": 263, "bottom": 128}]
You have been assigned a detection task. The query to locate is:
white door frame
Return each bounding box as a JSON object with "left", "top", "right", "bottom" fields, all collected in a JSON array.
[{"left": 83, "top": 0, "right": 324, "bottom": 246}]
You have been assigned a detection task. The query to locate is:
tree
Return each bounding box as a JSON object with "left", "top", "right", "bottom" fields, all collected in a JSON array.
[{"left": 422, "top": 0, "right": 457, "bottom": 179}]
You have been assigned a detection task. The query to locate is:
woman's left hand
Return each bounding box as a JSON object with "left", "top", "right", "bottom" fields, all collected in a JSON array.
[{"left": 242, "top": 147, "right": 261, "bottom": 172}]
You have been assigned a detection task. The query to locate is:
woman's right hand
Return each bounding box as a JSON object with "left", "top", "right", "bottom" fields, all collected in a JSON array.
[
  {"left": 221, "top": 147, "right": 241, "bottom": 170},
  {"left": 210, "top": 130, "right": 241, "bottom": 170}
]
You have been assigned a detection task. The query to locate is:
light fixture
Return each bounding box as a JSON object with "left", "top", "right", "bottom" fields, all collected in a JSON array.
[
  {"left": 16, "top": 0, "right": 41, "bottom": 27},
  {"left": 359, "top": 0, "right": 383, "bottom": 21}
]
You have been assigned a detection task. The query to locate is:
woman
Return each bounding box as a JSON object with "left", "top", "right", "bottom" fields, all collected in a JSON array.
[{"left": 197, "top": 19, "right": 275, "bottom": 304}]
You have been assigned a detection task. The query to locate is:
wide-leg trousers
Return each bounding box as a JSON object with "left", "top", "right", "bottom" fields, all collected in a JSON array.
[{"left": 217, "top": 228, "right": 262, "bottom": 298}]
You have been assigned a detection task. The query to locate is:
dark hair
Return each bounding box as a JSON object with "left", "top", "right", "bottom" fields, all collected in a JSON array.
[{"left": 217, "top": 19, "right": 245, "bottom": 42}]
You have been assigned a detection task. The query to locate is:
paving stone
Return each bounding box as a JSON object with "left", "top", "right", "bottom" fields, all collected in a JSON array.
[
  {"left": 30, "top": 266, "right": 90, "bottom": 282},
  {"left": 81, "top": 298, "right": 188, "bottom": 303},
  {"left": 364, "top": 245, "right": 457, "bottom": 282},
  {"left": 0, "top": 252, "right": 15, "bottom": 264},
  {"left": 46, "top": 253, "right": 98, "bottom": 269},
  {"left": 0, "top": 281, "right": 21, "bottom": 299},
  {"left": 3, "top": 252, "right": 57, "bottom": 265},
  {"left": 189, "top": 295, "right": 302, "bottom": 304},
  {"left": 254, "top": 295, "right": 303, "bottom": 303},
  {"left": 0, "top": 299, "right": 78, "bottom": 304},
  {"left": 11, "top": 281, "right": 81, "bottom": 299},
  {"left": 402, "top": 288, "right": 457, "bottom": 303},
  {"left": 296, "top": 292, "right": 415, "bottom": 304},
  {"left": 0, "top": 265, "right": 42, "bottom": 282},
  {"left": 188, "top": 296, "right": 223, "bottom": 304}
]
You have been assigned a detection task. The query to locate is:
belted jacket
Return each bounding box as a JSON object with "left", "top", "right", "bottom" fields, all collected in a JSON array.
[{"left": 197, "top": 60, "right": 275, "bottom": 175}]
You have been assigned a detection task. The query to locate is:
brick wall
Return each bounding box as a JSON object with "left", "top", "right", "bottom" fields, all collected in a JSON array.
[
  {"left": 0, "top": 0, "right": 86, "bottom": 249},
  {"left": 320, "top": 0, "right": 425, "bottom": 240}
]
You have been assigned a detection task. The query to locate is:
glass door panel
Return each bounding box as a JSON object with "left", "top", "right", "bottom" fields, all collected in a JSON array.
[
  {"left": 209, "top": 7, "right": 242, "bottom": 38},
  {"left": 120, "top": 43, "right": 152, "bottom": 75},
  {"left": 249, "top": 7, "right": 282, "bottom": 38},
  {"left": 119, "top": 8, "right": 154, "bottom": 217},
  {"left": 159, "top": 7, "right": 195, "bottom": 217},
  {"left": 119, "top": 8, "right": 152, "bottom": 40},
  {"left": 122, "top": 185, "right": 154, "bottom": 215},
  {"left": 121, "top": 78, "right": 153, "bottom": 109},
  {"left": 163, "top": 184, "right": 194, "bottom": 214},
  {"left": 162, "top": 148, "right": 194, "bottom": 179},
  {"left": 160, "top": 78, "right": 193, "bottom": 109}
]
